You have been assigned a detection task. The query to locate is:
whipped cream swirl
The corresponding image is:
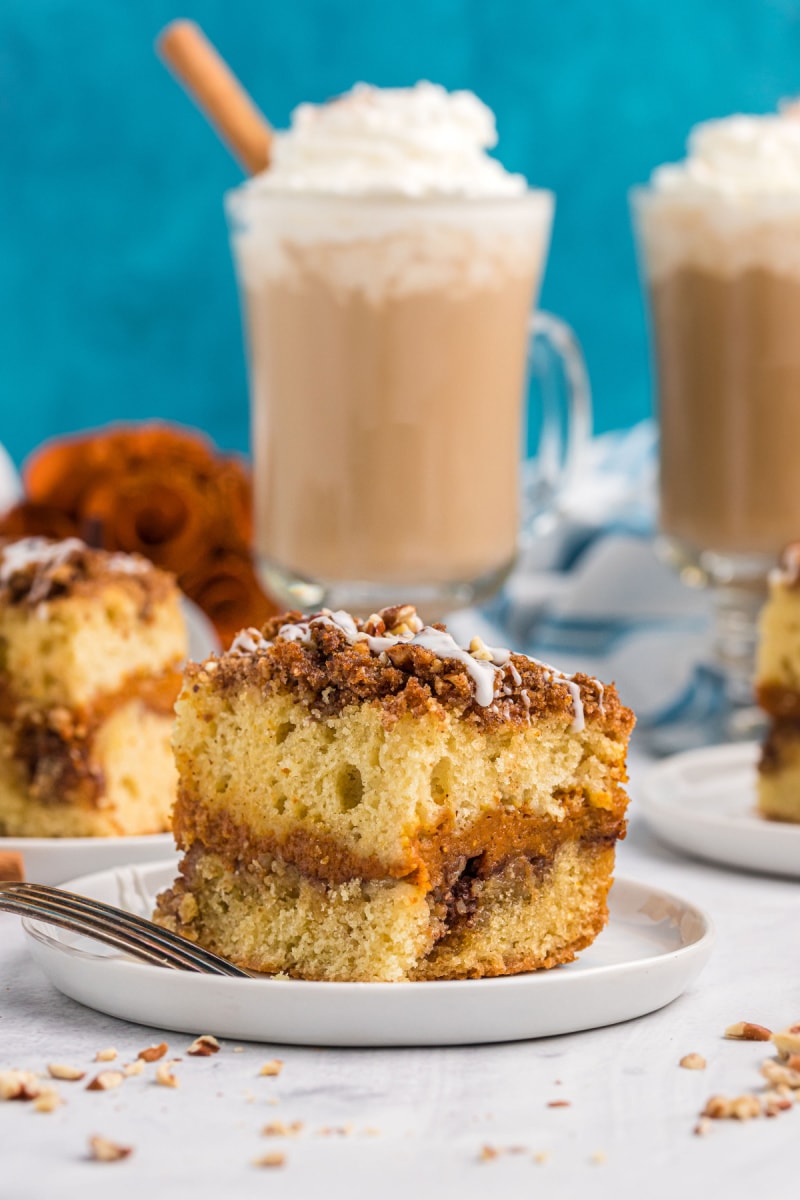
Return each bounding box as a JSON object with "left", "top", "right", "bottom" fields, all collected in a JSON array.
[
  {"left": 253, "top": 81, "right": 526, "bottom": 198},
  {"left": 652, "top": 105, "right": 800, "bottom": 198}
]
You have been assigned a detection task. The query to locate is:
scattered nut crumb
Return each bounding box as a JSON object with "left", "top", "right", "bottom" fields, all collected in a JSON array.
[
  {"left": 693, "top": 1117, "right": 712, "bottom": 1137},
  {"left": 253, "top": 1152, "right": 285, "bottom": 1168},
  {"left": 94, "top": 1048, "right": 117, "bottom": 1063},
  {"left": 0, "top": 1070, "right": 41, "bottom": 1101},
  {"left": 316, "top": 1123, "right": 354, "bottom": 1136},
  {"left": 86, "top": 1072, "right": 124, "bottom": 1092},
  {"left": 88, "top": 1135, "right": 133, "bottom": 1163},
  {"left": 772, "top": 1025, "right": 800, "bottom": 1059},
  {"left": 122, "top": 1061, "right": 144, "bottom": 1077},
  {"left": 724, "top": 1022, "right": 772, "bottom": 1042},
  {"left": 155, "top": 1062, "right": 179, "bottom": 1088},
  {"left": 469, "top": 636, "right": 494, "bottom": 661},
  {"left": 533, "top": 1150, "right": 550, "bottom": 1165},
  {"left": 679, "top": 1053, "right": 707, "bottom": 1070},
  {"left": 702, "top": 1094, "right": 762, "bottom": 1120},
  {"left": 233, "top": 1047, "right": 243, "bottom": 1053},
  {"left": 259, "top": 1059, "right": 283, "bottom": 1077},
  {"left": 479, "top": 1145, "right": 499, "bottom": 1162},
  {"left": 547, "top": 1100, "right": 571, "bottom": 1108},
  {"left": 262, "top": 1120, "right": 303, "bottom": 1137},
  {"left": 760, "top": 1059, "right": 800, "bottom": 1088},
  {"left": 187, "top": 1035, "right": 220, "bottom": 1057},
  {"left": 33, "top": 1089, "right": 62, "bottom": 1113},
  {"left": 364, "top": 1127, "right": 381, "bottom": 1137},
  {"left": 47, "top": 1063, "right": 85, "bottom": 1082},
  {"left": 763, "top": 1091, "right": 794, "bottom": 1117},
  {"left": 138, "top": 1042, "right": 168, "bottom": 1063},
  {"left": 590, "top": 1150, "right": 607, "bottom": 1165}
]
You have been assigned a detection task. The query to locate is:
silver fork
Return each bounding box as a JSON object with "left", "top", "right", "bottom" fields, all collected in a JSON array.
[{"left": 0, "top": 881, "right": 250, "bottom": 976}]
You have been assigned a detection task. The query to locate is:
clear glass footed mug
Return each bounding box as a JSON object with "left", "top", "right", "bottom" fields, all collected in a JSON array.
[
  {"left": 227, "top": 187, "right": 591, "bottom": 617},
  {"left": 632, "top": 185, "right": 800, "bottom": 720}
]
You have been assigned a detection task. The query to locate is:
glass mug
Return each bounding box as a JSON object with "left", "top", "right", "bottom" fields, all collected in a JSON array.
[
  {"left": 632, "top": 184, "right": 800, "bottom": 720},
  {"left": 227, "top": 188, "right": 591, "bottom": 617}
]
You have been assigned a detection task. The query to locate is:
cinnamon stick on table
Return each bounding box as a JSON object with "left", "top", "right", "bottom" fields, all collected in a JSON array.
[{"left": 157, "top": 19, "right": 273, "bottom": 175}]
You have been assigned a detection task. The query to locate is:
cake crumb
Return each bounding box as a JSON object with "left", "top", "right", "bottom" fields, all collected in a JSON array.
[
  {"left": 259, "top": 1059, "right": 283, "bottom": 1077},
  {"left": 253, "top": 1152, "right": 285, "bottom": 1168},
  {"left": 233, "top": 1047, "right": 244, "bottom": 1053},
  {"left": 479, "top": 1145, "right": 499, "bottom": 1162},
  {"left": 94, "top": 1048, "right": 117, "bottom": 1063},
  {"left": 547, "top": 1099, "right": 571, "bottom": 1108},
  {"left": 138, "top": 1042, "right": 168, "bottom": 1062},
  {"left": 88, "top": 1135, "right": 133, "bottom": 1162},
  {"left": 590, "top": 1150, "right": 607, "bottom": 1165},
  {"left": 694, "top": 1117, "right": 712, "bottom": 1137},
  {"left": 679, "top": 1053, "right": 706, "bottom": 1070},
  {"left": 533, "top": 1150, "right": 550, "bottom": 1165}
]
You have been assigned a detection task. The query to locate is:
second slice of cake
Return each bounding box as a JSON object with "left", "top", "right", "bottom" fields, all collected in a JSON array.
[
  {"left": 0, "top": 537, "right": 187, "bottom": 837},
  {"left": 155, "top": 605, "right": 634, "bottom": 981}
]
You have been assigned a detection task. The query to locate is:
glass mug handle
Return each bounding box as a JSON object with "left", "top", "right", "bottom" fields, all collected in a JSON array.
[{"left": 522, "top": 310, "right": 592, "bottom": 539}]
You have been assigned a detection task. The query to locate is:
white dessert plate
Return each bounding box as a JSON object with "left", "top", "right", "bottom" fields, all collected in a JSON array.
[
  {"left": 21, "top": 860, "right": 713, "bottom": 1047},
  {"left": 640, "top": 741, "right": 800, "bottom": 878},
  {"left": 0, "top": 833, "right": 176, "bottom": 886},
  {"left": 0, "top": 597, "right": 217, "bottom": 886}
]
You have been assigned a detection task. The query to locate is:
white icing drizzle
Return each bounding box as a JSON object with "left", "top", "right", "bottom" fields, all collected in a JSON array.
[
  {"left": 561, "top": 680, "right": 585, "bottom": 733},
  {"left": 0, "top": 537, "right": 85, "bottom": 583},
  {"left": 230, "top": 627, "right": 270, "bottom": 655},
  {"left": 521, "top": 654, "right": 588, "bottom": 732},
  {"left": 106, "top": 552, "right": 149, "bottom": 575},
  {"left": 237, "top": 608, "right": 599, "bottom": 729}
]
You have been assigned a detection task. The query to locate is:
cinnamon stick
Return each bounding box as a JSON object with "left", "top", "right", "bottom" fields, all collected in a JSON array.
[{"left": 157, "top": 20, "right": 272, "bottom": 175}]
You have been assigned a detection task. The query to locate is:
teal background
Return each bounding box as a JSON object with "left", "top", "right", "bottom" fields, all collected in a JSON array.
[{"left": 2, "top": 0, "right": 800, "bottom": 463}]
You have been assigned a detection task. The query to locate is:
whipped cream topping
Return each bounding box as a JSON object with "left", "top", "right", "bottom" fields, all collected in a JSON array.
[
  {"left": 652, "top": 106, "right": 800, "bottom": 199},
  {"left": 252, "top": 81, "right": 526, "bottom": 198},
  {"left": 230, "top": 609, "right": 590, "bottom": 730}
]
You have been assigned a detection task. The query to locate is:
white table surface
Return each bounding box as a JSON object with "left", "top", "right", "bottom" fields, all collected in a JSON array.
[{"left": 2, "top": 746, "right": 798, "bottom": 1200}]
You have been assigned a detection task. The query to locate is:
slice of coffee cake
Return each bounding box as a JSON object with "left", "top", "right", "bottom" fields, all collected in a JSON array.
[
  {"left": 155, "top": 605, "right": 634, "bottom": 981},
  {"left": 0, "top": 538, "right": 186, "bottom": 836},
  {"left": 757, "top": 545, "right": 800, "bottom": 822}
]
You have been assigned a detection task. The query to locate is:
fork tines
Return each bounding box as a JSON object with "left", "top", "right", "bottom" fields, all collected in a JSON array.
[{"left": 0, "top": 881, "right": 249, "bottom": 977}]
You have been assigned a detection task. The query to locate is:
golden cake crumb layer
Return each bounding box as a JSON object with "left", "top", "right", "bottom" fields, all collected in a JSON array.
[{"left": 154, "top": 839, "right": 615, "bottom": 982}]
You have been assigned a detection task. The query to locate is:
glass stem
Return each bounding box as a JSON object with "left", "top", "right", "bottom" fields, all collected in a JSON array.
[{"left": 710, "top": 581, "right": 766, "bottom": 706}]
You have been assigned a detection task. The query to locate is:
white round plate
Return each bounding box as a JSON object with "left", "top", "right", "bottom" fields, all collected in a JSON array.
[
  {"left": 21, "top": 860, "right": 713, "bottom": 1047},
  {"left": 0, "top": 833, "right": 176, "bottom": 886},
  {"left": 640, "top": 741, "right": 800, "bottom": 878}
]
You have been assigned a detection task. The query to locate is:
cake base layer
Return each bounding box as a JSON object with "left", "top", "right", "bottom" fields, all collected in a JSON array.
[
  {"left": 173, "top": 685, "right": 629, "bottom": 885},
  {"left": 153, "top": 839, "right": 615, "bottom": 982},
  {"left": 758, "top": 721, "right": 800, "bottom": 824},
  {"left": 0, "top": 701, "right": 177, "bottom": 837}
]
